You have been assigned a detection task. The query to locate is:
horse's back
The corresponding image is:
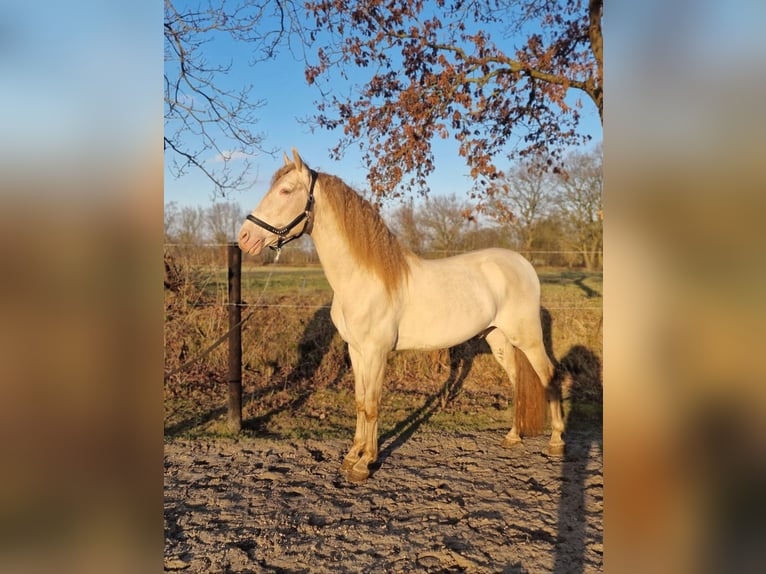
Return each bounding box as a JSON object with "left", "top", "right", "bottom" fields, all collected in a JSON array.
[
  {"left": 471, "top": 247, "right": 540, "bottom": 296},
  {"left": 394, "top": 248, "right": 540, "bottom": 351}
]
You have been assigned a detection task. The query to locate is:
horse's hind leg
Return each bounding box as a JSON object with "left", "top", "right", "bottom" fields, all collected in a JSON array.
[
  {"left": 487, "top": 327, "right": 565, "bottom": 455},
  {"left": 520, "top": 341, "right": 565, "bottom": 456},
  {"left": 485, "top": 328, "right": 523, "bottom": 447}
]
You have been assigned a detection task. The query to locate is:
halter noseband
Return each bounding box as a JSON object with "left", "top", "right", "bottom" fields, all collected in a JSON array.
[{"left": 245, "top": 169, "right": 317, "bottom": 250}]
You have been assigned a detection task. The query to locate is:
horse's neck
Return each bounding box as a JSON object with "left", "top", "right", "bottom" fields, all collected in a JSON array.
[{"left": 309, "top": 199, "right": 365, "bottom": 298}]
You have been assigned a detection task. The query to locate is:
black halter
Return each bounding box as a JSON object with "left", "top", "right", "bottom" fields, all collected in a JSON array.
[{"left": 246, "top": 169, "right": 317, "bottom": 250}]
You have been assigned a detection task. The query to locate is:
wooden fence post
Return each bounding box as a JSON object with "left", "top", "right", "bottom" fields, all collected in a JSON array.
[{"left": 227, "top": 243, "right": 242, "bottom": 433}]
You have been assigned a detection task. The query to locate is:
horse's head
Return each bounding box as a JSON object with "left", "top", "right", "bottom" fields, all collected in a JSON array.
[{"left": 238, "top": 148, "right": 316, "bottom": 255}]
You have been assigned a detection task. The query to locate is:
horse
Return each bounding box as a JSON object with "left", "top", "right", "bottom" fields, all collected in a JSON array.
[{"left": 238, "top": 149, "right": 565, "bottom": 483}]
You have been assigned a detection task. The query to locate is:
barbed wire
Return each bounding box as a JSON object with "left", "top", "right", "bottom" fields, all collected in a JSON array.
[
  {"left": 163, "top": 258, "right": 282, "bottom": 380},
  {"left": 166, "top": 301, "right": 601, "bottom": 311},
  {"left": 165, "top": 245, "right": 602, "bottom": 378},
  {"left": 165, "top": 242, "right": 603, "bottom": 256},
  {"left": 164, "top": 295, "right": 600, "bottom": 378}
]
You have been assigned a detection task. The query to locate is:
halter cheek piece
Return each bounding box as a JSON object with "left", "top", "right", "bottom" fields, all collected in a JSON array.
[{"left": 245, "top": 169, "right": 317, "bottom": 250}]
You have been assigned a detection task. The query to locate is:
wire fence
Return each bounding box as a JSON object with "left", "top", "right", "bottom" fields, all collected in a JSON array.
[
  {"left": 163, "top": 241, "right": 603, "bottom": 269},
  {"left": 164, "top": 251, "right": 602, "bottom": 314},
  {"left": 164, "top": 243, "right": 603, "bottom": 430},
  {"left": 164, "top": 242, "right": 602, "bottom": 378},
  {"left": 179, "top": 301, "right": 602, "bottom": 311}
]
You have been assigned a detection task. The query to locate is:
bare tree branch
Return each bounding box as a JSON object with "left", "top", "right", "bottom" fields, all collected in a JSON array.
[{"left": 163, "top": 0, "right": 308, "bottom": 197}]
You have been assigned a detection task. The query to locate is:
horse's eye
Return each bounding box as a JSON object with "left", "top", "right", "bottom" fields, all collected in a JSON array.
[{"left": 279, "top": 187, "right": 292, "bottom": 195}]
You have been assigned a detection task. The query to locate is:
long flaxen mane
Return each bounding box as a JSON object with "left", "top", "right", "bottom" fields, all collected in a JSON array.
[{"left": 317, "top": 172, "right": 411, "bottom": 296}]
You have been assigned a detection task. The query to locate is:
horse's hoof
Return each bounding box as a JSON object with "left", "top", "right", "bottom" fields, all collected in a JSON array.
[
  {"left": 502, "top": 436, "right": 522, "bottom": 448},
  {"left": 547, "top": 442, "right": 565, "bottom": 457},
  {"left": 346, "top": 466, "right": 370, "bottom": 484},
  {"left": 345, "top": 458, "right": 371, "bottom": 483},
  {"left": 340, "top": 457, "right": 356, "bottom": 476}
]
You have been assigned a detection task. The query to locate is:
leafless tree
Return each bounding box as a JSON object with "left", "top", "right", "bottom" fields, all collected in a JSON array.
[
  {"left": 488, "top": 157, "right": 555, "bottom": 258},
  {"left": 172, "top": 205, "right": 206, "bottom": 245},
  {"left": 418, "top": 194, "right": 477, "bottom": 254},
  {"left": 554, "top": 144, "right": 603, "bottom": 269},
  {"left": 164, "top": 201, "right": 180, "bottom": 241},
  {"left": 388, "top": 199, "right": 427, "bottom": 254},
  {"left": 164, "top": 0, "right": 307, "bottom": 196},
  {"left": 206, "top": 201, "right": 246, "bottom": 243}
]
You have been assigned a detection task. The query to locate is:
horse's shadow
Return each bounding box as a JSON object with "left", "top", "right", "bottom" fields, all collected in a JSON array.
[
  {"left": 539, "top": 272, "right": 601, "bottom": 299},
  {"left": 375, "top": 336, "right": 490, "bottom": 471},
  {"left": 552, "top": 343, "right": 603, "bottom": 574},
  {"left": 242, "top": 305, "right": 346, "bottom": 433}
]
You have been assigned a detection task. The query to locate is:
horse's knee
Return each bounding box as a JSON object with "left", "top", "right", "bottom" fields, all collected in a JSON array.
[{"left": 364, "top": 395, "right": 380, "bottom": 422}]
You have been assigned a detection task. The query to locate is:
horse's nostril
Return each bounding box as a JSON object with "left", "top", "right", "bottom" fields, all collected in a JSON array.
[{"left": 239, "top": 229, "right": 249, "bottom": 242}]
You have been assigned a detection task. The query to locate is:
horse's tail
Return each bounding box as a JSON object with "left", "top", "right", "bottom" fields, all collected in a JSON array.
[{"left": 513, "top": 346, "right": 547, "bottom": 436}]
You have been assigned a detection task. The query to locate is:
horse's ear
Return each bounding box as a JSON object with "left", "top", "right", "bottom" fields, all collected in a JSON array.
[
  {"left": 292, "top": 147, "right": 304, "bottom": 171},
  {"left": 283, "top": 151, "right": 290, "bottom": 166}
]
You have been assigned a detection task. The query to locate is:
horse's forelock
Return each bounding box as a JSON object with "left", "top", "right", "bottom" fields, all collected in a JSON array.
[{"left": 270, "top": 164, "right": 296, "bottom": 187}]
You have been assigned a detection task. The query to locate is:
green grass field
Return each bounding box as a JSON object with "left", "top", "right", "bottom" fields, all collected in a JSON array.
[
  {"left": 237, "top": 265, "right": 603, "bottom": 306},
  {"left": 205, "top": 264, "right": 602, "bottom": 296},
  {"left": 242, "top": 266, "right": 331, "bottom": 296}
]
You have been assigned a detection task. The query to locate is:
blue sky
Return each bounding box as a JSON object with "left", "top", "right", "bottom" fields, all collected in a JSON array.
[{"left": 164, "top": 7, "right": 603, "bottom": 211}]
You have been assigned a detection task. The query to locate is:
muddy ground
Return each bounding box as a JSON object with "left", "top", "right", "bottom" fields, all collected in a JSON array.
[{"left": 164, "top": 426, "right": 602, "bottom": 573}]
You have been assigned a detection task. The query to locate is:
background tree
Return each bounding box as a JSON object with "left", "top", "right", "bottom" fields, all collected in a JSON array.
[
  {"left": 206, "top": 201, "right": 247, "bottom": 243},
  {"left": 175, "top": 205, "right": 207, "bottom": 245},
  {"left": 164, "top": 201, "right": 180, "bottom": 242},
  {"left": 389, "top": 199, "right": 427, "bottom": 254},
  {"left": 418, "top": 194, "right": 477, "bottom": 254},
  {"left": 389, "top": 195, "right": 476, "bottom": 255},
  {"left": 306, "top": 0, "right": 602, "bottom": 200},
  {"left": 526, "top": 213, "right": 576, "bottom": 267},
  {"left": 164, "top": 0, "right": 306, "bottom": 195},
  {"left": 463, "top": 224, "right": 515, "bottom": 252},
  {"left": 488, "top": 157, "right": 554, "bottom": 259},
  {"left": 554, "top": 144, "right": 603, "bottom": 269}
]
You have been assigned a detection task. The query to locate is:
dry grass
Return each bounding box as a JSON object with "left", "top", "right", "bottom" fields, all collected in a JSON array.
[{"left": 164, "top": 255, "right": 602, "bottom": 439}]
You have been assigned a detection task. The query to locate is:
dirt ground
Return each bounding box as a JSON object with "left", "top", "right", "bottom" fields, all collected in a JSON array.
[{"left": 164, "top": 426, "right": 602, "bottom": 573}]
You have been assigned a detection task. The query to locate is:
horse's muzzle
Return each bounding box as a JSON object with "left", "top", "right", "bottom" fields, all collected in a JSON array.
[{"left": 237, "top": 226, "right": 264, "bottom": 255}]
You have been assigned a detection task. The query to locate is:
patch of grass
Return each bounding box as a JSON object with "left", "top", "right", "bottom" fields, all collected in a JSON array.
[
  {"left": 564, "top": 399, "right": 603, "bottom": 425},
  {"left": 539, "top": 269, "right": 602, "bottom": 291},
  {"left": 166, "top": 383, "right": 600, "bottom": 442},
  {"left": 241, "top": 266, "right": 331, "bottom": 298}
]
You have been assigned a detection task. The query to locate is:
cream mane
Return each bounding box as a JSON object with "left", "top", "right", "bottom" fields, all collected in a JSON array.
[{"left": 317, "top": 173, "right": 411, "bottom": 296}]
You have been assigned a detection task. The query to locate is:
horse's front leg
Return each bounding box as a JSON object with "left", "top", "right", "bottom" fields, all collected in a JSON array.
[
  {"left": 340, "top": 345, "right": 387, "bottom": 483},
  {"left": 340, "top": 384, "right": 366, "bottom": 475}
]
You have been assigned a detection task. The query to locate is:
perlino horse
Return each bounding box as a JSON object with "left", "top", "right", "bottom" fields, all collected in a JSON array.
[{"left": 238, "top": 149, "right": 564, "bottom": 483}]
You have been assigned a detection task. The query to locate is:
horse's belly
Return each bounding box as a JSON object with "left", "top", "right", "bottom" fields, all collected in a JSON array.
[
  {"left": 395, "top": 303, "right": 493, "bottom": 351},
  {"left": 394, "top": 261, "right": 501, "bottom": 351}
]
